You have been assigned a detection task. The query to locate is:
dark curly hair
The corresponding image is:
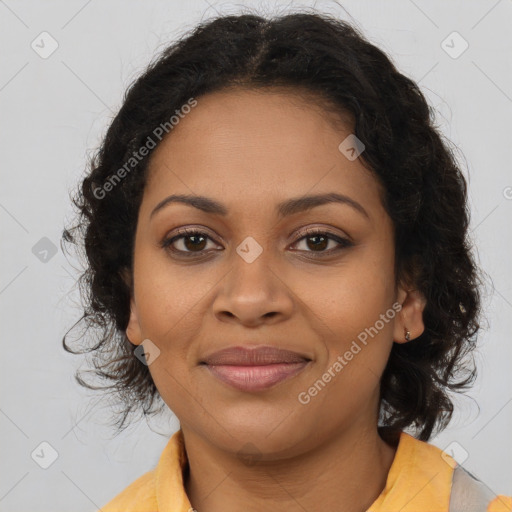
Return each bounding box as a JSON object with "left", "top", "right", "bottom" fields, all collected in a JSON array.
[{"left": 62, "top": 10, "right": 484, "bottom": 441}]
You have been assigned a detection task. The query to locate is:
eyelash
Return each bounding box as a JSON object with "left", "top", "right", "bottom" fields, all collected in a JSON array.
[{"left": 160, "top": 227, "right": 353, "bottom": 258}]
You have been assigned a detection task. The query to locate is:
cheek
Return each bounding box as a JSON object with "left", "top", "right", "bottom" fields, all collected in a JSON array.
[
  {"left": 305, "top": 241, "right": 397, "bottom": 367},
  {"left": 306, "top": 277, "right": 396, "bottom": 422},
  {"left": 133, "top": 244, "right": 209, "bottom": 340}
]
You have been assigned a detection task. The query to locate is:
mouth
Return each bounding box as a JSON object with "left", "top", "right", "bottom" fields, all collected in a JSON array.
[{"left": 200, "top": 345, "right": 312, "bottom": 392}]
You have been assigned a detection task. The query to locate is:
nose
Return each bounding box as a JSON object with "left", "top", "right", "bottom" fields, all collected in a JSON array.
[{"left": 212, "top": 249, "right": 294, "bottom": 327}]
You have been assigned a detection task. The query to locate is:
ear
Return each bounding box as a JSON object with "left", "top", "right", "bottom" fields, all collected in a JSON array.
[
  {"left": 120, "top": 267, "right": 144, "bottom": 346},
  {"left": 393, "top": 284, "right": 427, "bottom": 344}
]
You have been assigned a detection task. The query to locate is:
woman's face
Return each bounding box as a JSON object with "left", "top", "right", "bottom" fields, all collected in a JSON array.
[{"left": 125, "top": 87, "right": 424, "bottom": 458}]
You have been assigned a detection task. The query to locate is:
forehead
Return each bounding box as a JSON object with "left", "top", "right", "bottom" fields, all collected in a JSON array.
[{"left": 141, "top": 87, "right": 385, "bottom": 221}]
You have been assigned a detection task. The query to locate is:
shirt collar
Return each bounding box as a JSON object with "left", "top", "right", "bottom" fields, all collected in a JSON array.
[
  {"left": 367, "top": 430, "right": 453, "bottom": 511},
  {"left": 155, "top": 428, "right": 193, "bottom": 512},
  {"left": 154, "top": 428, "right": 453, "bottom": 512}
]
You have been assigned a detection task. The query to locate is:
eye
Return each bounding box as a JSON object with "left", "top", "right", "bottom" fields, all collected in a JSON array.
[
  {"left": 160, "top": 228, "right": 221, "bottom": 256},
  {"left": 291, "top": 227, "right": 353, "bottom": 255}
]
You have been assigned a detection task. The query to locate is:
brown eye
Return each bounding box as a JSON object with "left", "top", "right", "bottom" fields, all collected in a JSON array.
[
  {"left": 161, "top": 229, "right": 219, "bottom": 255},
  {"left": 292, "top": 229, "right": 353, "bottom": 255},
  {"left": 303, "top": 234, "right": 329, "bottom": 251}
]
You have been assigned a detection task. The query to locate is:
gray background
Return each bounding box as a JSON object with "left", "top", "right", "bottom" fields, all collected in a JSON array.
[{"left": 1, "top": 0, "right": 511, "bottom": 510}]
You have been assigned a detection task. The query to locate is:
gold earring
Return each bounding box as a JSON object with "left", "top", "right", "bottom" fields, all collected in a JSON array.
[{"left": 404, "top": 327, "right": 411, "bottom": 342}]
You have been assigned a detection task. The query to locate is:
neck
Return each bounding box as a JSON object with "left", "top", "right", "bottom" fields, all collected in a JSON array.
[{"left": 182, "top": 422, "right": 398, "bottom": 512}]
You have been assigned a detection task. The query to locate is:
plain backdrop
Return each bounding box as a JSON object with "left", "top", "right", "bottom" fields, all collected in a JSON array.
[{"left": 1, "top": 0, "right": 511, "bottom": 510}]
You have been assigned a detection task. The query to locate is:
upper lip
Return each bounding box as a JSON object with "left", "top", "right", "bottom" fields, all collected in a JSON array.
[{"left": 200, "top": 345, "right": 311, "bottom": 366}]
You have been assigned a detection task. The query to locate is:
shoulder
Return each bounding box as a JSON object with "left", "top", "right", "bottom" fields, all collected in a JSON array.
[
  {"left": 99, "top": 469, "right": 157, "bottom": 512},
  {"left": 450, "top": 464, "right": 512, "bottom": 512},
  {"left": 487, "top": 495, "right": 512, "bottom": 511},
  {"left": 372, "top": 430, "right": 512, "bottom": 511},
  {"left": 97, "top": 429, "right": 190, "bottom": 512}
]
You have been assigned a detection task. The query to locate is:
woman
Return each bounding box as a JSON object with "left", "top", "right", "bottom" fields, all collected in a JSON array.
[{"left": 62, "top": 11, "right": 512, "bottom": 512}]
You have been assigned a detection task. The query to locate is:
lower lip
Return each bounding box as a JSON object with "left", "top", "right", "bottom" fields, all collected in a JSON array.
[{"left": 203, "top": 362, "right": 310, "bottom": 392}]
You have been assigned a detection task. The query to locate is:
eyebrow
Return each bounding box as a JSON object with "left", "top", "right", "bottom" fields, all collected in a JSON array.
[{"left": 150, "top": 192, "right": 369, "bottom": 220}]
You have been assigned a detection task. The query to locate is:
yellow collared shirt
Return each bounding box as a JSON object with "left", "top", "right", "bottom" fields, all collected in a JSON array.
[{"left": 100, "top": 429, "right": 512, "bottom": 512}]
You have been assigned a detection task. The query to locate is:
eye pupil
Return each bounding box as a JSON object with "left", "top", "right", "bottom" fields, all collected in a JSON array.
[
  {"left": 307, "top": 235, "right": 328, "bottom": 251},
  {"left": 184, "top": 235, "right": 207, "bottom": 251}
]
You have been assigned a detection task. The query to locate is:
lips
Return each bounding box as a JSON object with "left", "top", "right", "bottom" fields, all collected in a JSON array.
[
  {"left": 200, "top": 346, "right": 311, "bottom": 392},
  {"left": 200, "top": 345, "right": 310, "bottom": 365}
]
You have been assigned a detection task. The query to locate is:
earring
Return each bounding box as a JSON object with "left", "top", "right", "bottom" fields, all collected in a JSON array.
[{"left": 404, "top": 327, "right": 411, "bottom": 342}]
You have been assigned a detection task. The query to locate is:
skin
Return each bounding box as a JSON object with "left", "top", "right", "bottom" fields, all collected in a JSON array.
[{"left": 124, "top": 87, "right": 426, "bottom": 512}]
